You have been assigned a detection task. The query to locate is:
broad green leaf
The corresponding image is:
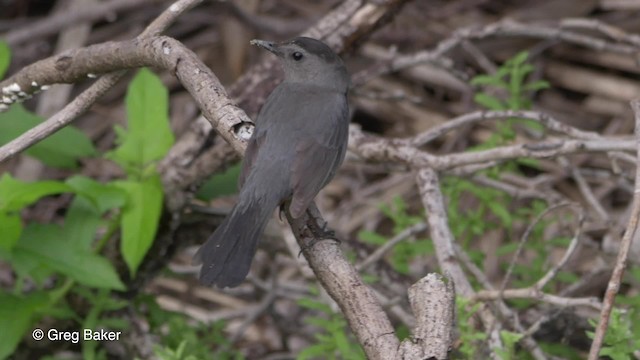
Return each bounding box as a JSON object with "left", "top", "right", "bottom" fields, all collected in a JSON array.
[
  {"left": 63, "top": 197, "right": 104, "bottom": 251},
  {"left": 0, "top": 41, "right": 10, "bottom": 79},
  {"left": 474, "top": 93, "right": 504, "bottom": 110},
  {"left": 0, "top": 291, "right": 50, "bottom": 359},
  {"left": 0, "top": 173, "right": 71, "bottom": 212},
  {"left": 0, "top": 104, "right": 96, "bottom": 168},
  {"left": 7, "top": 247, "right": 54, "bottom": 285},
  {"left": 196, "top": 163, "right": 241, "bottom": 201},
  {"left": 66, "top": 175, "right": 126, "bottom": 213},
  {"left": 109, "top": 69, "right": 174, "bottom": 170},
  {"left": 0, "top": 212, "right": 21, "bottom": 251},
  {"left": 14, "top": 224, "right": 125, "bottom": 290},
  {"left": 115, "top": 175, "right": 163, "bottom": 276}
]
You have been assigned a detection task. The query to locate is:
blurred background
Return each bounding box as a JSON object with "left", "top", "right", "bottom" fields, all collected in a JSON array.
[{"left": 1, "top": 0, "right": 640, "bottom": 359}]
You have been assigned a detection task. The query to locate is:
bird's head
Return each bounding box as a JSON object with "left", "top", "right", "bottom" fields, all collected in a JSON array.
[{"left": 251, "top": 37, "right": 349, "bottom": 93}]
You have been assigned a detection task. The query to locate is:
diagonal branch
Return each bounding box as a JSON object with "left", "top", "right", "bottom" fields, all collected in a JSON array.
[{"left": 587, "top": 99, "right": 640, "bottom": 359}]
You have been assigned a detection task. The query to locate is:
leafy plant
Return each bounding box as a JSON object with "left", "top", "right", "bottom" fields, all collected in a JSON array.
[
  {"left": 587, "top": 308, "right": 640, "bottom": 360},
  {"left": 144, "top": 297, "right": 244, "bottom": 360},
  {"left": 196, "top": 163, "right": 242, "bottom": 201},
  {"left": 107, "top": 68, "right": 173, "bottom": 275},
  {"left": 455, "top": 297, "right": 487, "bottom": 358},
  {"left": 472, "top": 51, "right": 549, "bottom": 111},
  {"left": 297, "top": 295, "right": 365, "bottom": 360},
  {"left": 0, "top": 104, "right": 97, "bottom": 168},
  {"left": 443, "top": 51, "right": 558, "bottom": 357},
  {"left": 494, "top": 330, "right": 524, "bottom": 360},
  {"left": 358, "top": 197, "right": 433, "bottom": 275},
  {"left": 471, "top": 50, "right": 549, "bottom": 148},
  {"left": 0, "top": 67, "right": 175, "bottom": 358}
]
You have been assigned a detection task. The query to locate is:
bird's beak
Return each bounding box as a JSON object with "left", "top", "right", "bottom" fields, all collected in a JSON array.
[{"left": 250, "top": 39, "right": 282, "bottom": 56}]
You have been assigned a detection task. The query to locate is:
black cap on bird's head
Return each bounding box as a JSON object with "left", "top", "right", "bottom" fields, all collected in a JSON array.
[{"left": 251, "top": 37, "right": 349, "bottom": 92}]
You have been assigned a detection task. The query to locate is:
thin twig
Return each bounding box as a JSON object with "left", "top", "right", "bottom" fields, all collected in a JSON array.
[
  {"left": 474, "top": 289, "right": 601, "bottom": 310},
  {"left": 454, "top": 244, "right": 548, "bottom": 360},
  {"left": 499, "top": 202, "right": 577, "bottom": 292},
  {"left": 230, "top": 274, "right": 278, "bottom": 343},
  {"left": 356, "top": 222, "right": 428, "bottom": 272},
  {"left": 534, "top": 205, "right": 585, "bottom": 290},
  {"left": 3, "top": 0, "right": 167, "bottom": 45},
  {"left": 587, "top": 100, "right": 640, "bottom": 359},
  {"left": 407, "top": 110, "right": 600, "bottom": 147},
  {"left": 0, "top": 0, "right": 206, "bottom": 164}
]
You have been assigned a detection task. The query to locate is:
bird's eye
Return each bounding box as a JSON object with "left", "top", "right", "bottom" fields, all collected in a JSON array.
[{"left": 292, "top": 52, "right": 304, "bottom": 61}]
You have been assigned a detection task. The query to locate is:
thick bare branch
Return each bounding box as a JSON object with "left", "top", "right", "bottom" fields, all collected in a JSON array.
[
  {"left": 399, "top": 274, "right": 455, "bottom": 360},
  {"left": 285, "top": 204, "right": 400, "bottom": 360}
]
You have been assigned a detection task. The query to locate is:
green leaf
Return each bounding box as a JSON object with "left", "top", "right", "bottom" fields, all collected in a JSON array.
[
  {"left": 496, "top": 242, "right": 519, "bottom": 257},
  {"left": 66, "top": 175, "right": 126, "bottom": 213},
  {"left": 506, "top": 97, "right": 522, "bottom": 111},
  {"left": 298, "top": 343, "right": 333, "bottom": 360},
  {"left": 487, "top": 201, "right": 513, "bottom": 228},
  {"left": 297, "top": 298, "right": 332, "bottom": 313},
  {"left": 0, "top": 173, "right": 71, "bottom": 212},
  {"left": 13, "top": 224, "right": 125, "bottom": 290},
  {"left": 516, "top": 157, "right": 540, "bottom": 169},
  {"left": 474, "top": 93, "right": 504, "bottom": 110},
  {"left": 0, "top": 212, "right": 21, "bottom": 251},
  {"left": 358, "top": 230, "right": 387, "bottom": 245},
  {"left": 196, "top": 163, "right": 241, "bottom": 201},
  {"left": 115, "top": 175, "right": 164, "bottom": 276},
  {"left": 511, "top": 51, "right": 529, "bottom": 65},
  {"left": 524, "top": 80, "right": 550, "bottom": 92},
  {"left": 496, "top": 66, "right": 511, "bottom": 79},
  {"left": 63, "top": 196, "right": 104, "bottom": 251},
  {"left": 470, "top": 74, "right": 507, "bottom": 88},
  {"left": 0, "top": 41, "right": 10, "bottom": 79},
  {"left": 109, "top": 68, "right": 174, "bottom": 171},
  {"left": 0, "top": 104, "right": 96, "bottom": 168},
  {"left": 0, "top": 291, "right": 50, "bottom": 359}
]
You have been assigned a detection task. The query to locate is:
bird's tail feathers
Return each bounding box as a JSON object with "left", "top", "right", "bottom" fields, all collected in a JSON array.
[{"left": 195, "top": 194, "right": 277, "bottom": 288}]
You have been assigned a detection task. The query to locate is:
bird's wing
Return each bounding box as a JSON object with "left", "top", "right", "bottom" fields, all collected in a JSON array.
[
  {"left": 238, "top": 130, "right": 265, "bottom": 189},
  {"left": 238, "top": 86, "right": 284, "bottom": 189},
  {"left": 289, "top": 96, "right": 348, "bottom": 218}
]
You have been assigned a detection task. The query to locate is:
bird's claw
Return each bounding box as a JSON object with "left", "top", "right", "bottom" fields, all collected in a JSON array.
[{"left": 298, "top": 221, "right": 340, "bottom": 257}]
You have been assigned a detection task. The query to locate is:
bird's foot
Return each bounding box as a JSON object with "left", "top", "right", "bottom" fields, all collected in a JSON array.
[
  {"left": 298, "top": 221, "right": 340, "bottom": 257},
  {"left": 311, "top": 225, "right": 338, "bottom": 242}
]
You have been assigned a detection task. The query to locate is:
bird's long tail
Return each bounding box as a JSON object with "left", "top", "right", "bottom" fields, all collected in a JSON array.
[{"left": 195, "top": 194, "right": 277, "bottom": 288}]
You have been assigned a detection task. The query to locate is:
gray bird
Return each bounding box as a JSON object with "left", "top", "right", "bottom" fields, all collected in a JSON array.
[{"left": 196, "top": 37, "right": 350, "bottom": 288}]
